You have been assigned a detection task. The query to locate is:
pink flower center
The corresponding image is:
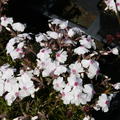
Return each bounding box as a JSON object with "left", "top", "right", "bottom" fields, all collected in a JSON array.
[
  {"left": 6, "top": 80, "right": 10, "bottom": 83},
  {"left": 56, "top": 53, "right": 61, "bottom": 57},
  {"left": 116, "top": 3, "right": 120, "bottom": 6},
  {"left": 92, "top": 90, "right": 96, "bottom": 94},
  {"left": 105, "top": 101, "right": 110, "bottom": 105},
  {"left": 87, "top": 38, "right": 91, "bottom": 42},
  {"left": 15, "top": 92, "right": 19, "bottom": 97},
  {"left": 90, "top": 60, "right": 94, "bottom": 64},
  {"left": 74, "top": 82, "right": 79, "bottom": 86},
  {"left": 16, "top": 48, "right": 21, "bottom": 52},
  {"left": 41, "top": 49, "right": 45, "bottom": 53},
  {"left": 61, "top": 92, "right": 65, "bottom": 97},
  {"left": 55, "top": 83, "right": 59, "bottom": 87},
  {"left": 23, "top": 86, "right": 27, "bottom": 91},
  {"left": 72, "top": 69, "right": 76, "bottom": 74},
  {"left": 96, "top": 70, "right": 100, "bottom": 74},
  {"left": 77, "top": 94, "right": 80, "bottom": 98}
]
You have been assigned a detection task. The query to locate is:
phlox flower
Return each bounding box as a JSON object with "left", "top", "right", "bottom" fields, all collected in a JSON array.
[
  {"left": 56, "top": 50, "right": 68, "bottom": 63},
  {"left": 111, "top": 47, "right": 119, "bottom": 55},
  {"left": 5, "top": 82, "right": 19, "bottom": 106},
  {"left": 17, "top": 71, "right": 36, "bottom": 99},
  {"left": 95, "top": 94, "right": 112, "bottom": 112},
  {"left": 42, "top": 60, "right": 56, "bottom": 77},
  {"left": 37, "top": 48, "right": 52, "bottom": 61},
  {"left": 47, "top": 31, "right": 62, "bottom": 39},
  {"left": 83, "top": 84, "right": 94, "bottom": 102},
  {"left": 113, "top": 82, "right": 120, "bottom": 90},
  {"left": 35, "top": 33, "right": 48, "bottom": 46},
  {"left": 68, "top": 27, "right": 83, "bottom": 37},
  {"left": 87, "top": 60, "right": 99, "bottom": 79},
  {"left": 54, "top": 64, "right": 67, "bottom": 76},
  {"left": 69, "top": 61, "right": 84, "bottom": 76},
  {"left": 67, "top": 75, "right": 83, "bottom": 87},
  {"left": 0, "top": 17, "right": 13, "bottom": 27},
  {"left": 53, "top": 77, "right": 66, "bottom": 91},
  {"left": 49, "top": 18, "right": 68, "bottom": 29},
  {"left": 11, "top": 22, "right": 26, "bottom": 32},
  {"left": 79, "top": 36, "right": 96, "bottom": 49},
  {"left": 74, "top": 46, "right": 89, "bottom": 55}
]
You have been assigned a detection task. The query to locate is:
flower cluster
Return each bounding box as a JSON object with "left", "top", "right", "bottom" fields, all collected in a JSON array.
[
  {"left": 0, "top": 17, "right": 120, "bottom": 119},
  {"left": 0, "top": 64, "right": 38, "bottom": 106}
]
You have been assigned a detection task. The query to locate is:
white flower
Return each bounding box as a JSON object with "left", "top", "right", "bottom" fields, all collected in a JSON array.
[
  {"left": 47, "top": 31, "right": 60, "bottom": 39},
  {"left": 49, "top": 18, "right": 68, "bottom": 29},
  {"left": 53, "top": 77, "right": 66, "bottom": 91},
  {"left": 74, "top": 46, "right": 89, "bottom": 55},
  {"left": 111, "top": 47, "right": 119, "bottom": 55},
  {"left": 4, "top": 78, "right": 18, "bottom": 93},
  {"left": 5, "top": 91, "right": 17, "bottom": 106},
  {"left": 67, "top": 75, "right": 83, "bottom": 87},
  {"left": 36, "top": 33, "right": 47, "bottom": 42},
  {"left": 81, "top": 59, "right": 90, "bottom": 68},
  {"left": 71, "top": 87, "right": 85, "bottom": 105},
  {"left": 35, "top": 33, "right": 48, "bottom": 46},
  {"left": 9, "top": 49, "right": 24, "bottom": 60},
  {"left": 5, "top": 81, "right": 19, "bottom": 106},
  {"left": 17, "top": 71, "right": 36, "bottom": 99},
  {"left": 73, "top": 91, "right": 87, "bottom": 105},
  {"left": 96, "top": 94, "right": 111, "bottom": 112},
  {"left": 56, "top": 50, "right": 68, "bottom": 63},
  {"left": 37, "top": 48, "right": 52, "bottom": 61},
  {"left": 87, "top": 60, "right": 99, "bottom": 79},
  {"left": 17, "top": 33, "right": 32, "bottom": 40},
  {"left": 12, "top": 22, "right": 26, "bottom": 32},
  {"left": 68, "top": 29, "right": 75, "bottom": 37},
  {"left": 68, "top": 27, "right": 83, "bottom": 37},
  {"left": 6, "top": 33, "right": 31, "bottom": 60},
  {"left": 42, "top": 60, "right": 56, "bottom": 77},
  {"left": 61, "top": 90, "right": 73, "bottom": 105},
  {"left": 79, "top": 36, "right": 96, "bottom": 49},
  {"left": 59, "top": 20, "right": 68, "bottom": 29},
  {"left": 54, "top": 64, "right": 67, "bottom": 76},
  {"left": 113, "top": 82, "right": 120, "bottom": 90},
  {"left": 69, "top": 61, "right": 84, "bottom": 76},
  {"left": 1, "top": 17, "right": 13, "bottom": 27},
  {"left": 37, "top": 59, "right": 51, "bottom": 70},
  {"left": 2, "top": 67, "right": 15, "bottom": 80},
  {"left": 83, "top": 84, "right": 94, "bottom": 102}
]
